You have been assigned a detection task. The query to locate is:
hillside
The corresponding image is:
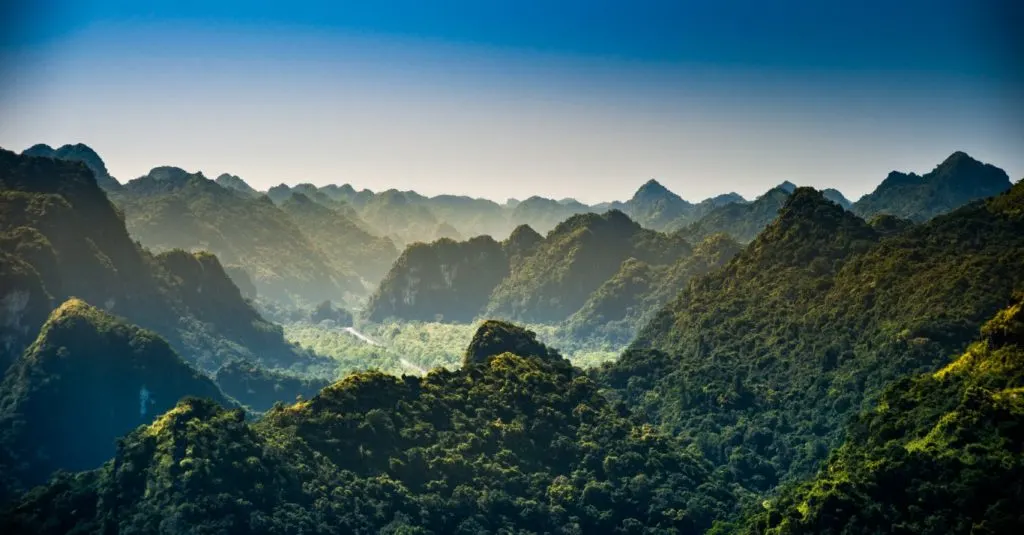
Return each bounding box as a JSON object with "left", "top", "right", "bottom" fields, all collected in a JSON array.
[
  {"left": 508, "top": 195, "right": 593, "bottom": 234},
  {"left": 0, "top": 323, "right": 743, "bottom": 534},
  {"left": 853, "top": 151, "right": 1011, "bottom": 221},
  {"left": 564, "top": 233, "right": 742, "bottom": 345},
  {"left": 0, "top": 148, "right": 316, "bottom": 372},
  {"left": 600, "top": 184, "right": 1024, "bottom": 494},
  {"left": 742, "top": 297, "right": 1024, "bottom": 534},
  {"left": 279, "top": 192, "right": 399, "bottom": 286},
  {"left": 117, "top": 167, "right": 358, "bottom": 303},
  {"left": 214, "top": 360, "right": 331, "bottom": 413},
  {"left": 21, "top": 143, "right": 122, "bottom": 192},
  {"left": 676, "top": 186, "right": 791, "bottom": 243},
  {"left": 486, "top": 210, "right": 693, "bottom": 323},
  {"left": 0, "top": 300, "right": 229, "bottom": 498},
  {"left": 365, "top": 235, "right": 509, "bottom": 322}
]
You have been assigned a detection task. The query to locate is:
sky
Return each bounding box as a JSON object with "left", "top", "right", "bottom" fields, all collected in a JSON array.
[{"left": 1, "top": 1, "right": 1021, "bottom": 204}]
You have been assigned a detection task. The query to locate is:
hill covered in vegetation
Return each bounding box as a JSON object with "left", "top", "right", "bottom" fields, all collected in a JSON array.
[
  {"left": 365, "top": 235, "right": 509, "bottom": 323},
  {"left": 0, "top": 299, "right": 229, "bottom": 499},
  {"left": 741, "top": 296, "right": 1024, "bottom": 534},
  {"left": 600, "top": 182, "right": 1024, "bottom": 496},
  {"left": 0, "top": 148, "right": 316, "bottom": 373},
  {"left": 116, "top": 167, "right": 360, "bottom": 303},
  {"left": 853, "top": 151, "right": 1011, "bottom": 221},
  {"left": 0, "top": 322, "right": 744, "bottom": 534}
]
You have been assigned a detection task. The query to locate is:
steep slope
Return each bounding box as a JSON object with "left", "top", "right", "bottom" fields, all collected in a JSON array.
[
  {"left": 118, "top": 167, "right": 357, "bottom": 303},
  {"left": 565, "top": 233, "right": 742, "bottom": 344},
  {"left": 678, "top": 186, "right": 791, "bottom": 243},
  {"left": 416, "top": 194, "right": 511, "bottom": 239},
  {"left": 0, "top": 252, "right": 52, "bottom": 369},
  {"left": 214, "top": 360, "right": 331, "bottom": 413},
  {"left": 1, "top": 323, "right": 741, "bottom": 534},
  {"left": 620, "top": 179, "right": 694, "bottom": 230},
  {"left": 214, "top": 173, "right": 259, "bottom": 197},
  {"left": 508, "top": 195, "right": 593, "bottom": 234},
  {"left": 601, "top": 184, "right": 1024, "bottom": 494},
  {"left": 358, "top": 189, "right": 448, "bottom": 246},
  {"left": 501, "top": 223, "right": 543, "bottom": 268},
  {"left": 743, "top": 298, "right": 1024, "bottom": 534},
  {"left": 486, "top": 210, "right": 693, "bottom": 323},
  {"left": 0, "top": 300, "right": 229, "bottom": 496},
  {"left": 853, "top": 151, "right": 1011, "bottom": 221},
  {"left": 21, "top": 143, "right": 121, "bottom": 192},
  {"left": 365, "top": 235, "right": 509, "bottom": 322},
  {"left": 821, "top": 188, "right": 852, "bottom": 210},
  {"left": 463, "top": 319, "right": 562, "bottom": 366},
  {"left": 279, "top": 192, "right": 399, "bottom": 286},
  {"left": 0, "top": 149, "right": 315, "bottom": 372}
]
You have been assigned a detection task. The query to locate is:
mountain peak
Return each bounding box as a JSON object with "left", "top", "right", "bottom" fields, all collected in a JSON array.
[
  {"left": 463, "top": 320, "right": 562, "bottom": 367},
  {"left": 215, "top": 173, "right": 257, "bottom": 195},
  {"left": 757, "top": 188, "right": 877, "bottom": 254},
  {"left": 777, "top": 180, "right": 798, "bottom": 193}
]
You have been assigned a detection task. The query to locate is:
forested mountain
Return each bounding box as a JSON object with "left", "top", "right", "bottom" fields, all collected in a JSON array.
[
  {"left": 508, "top": 195, "right": 593, "bottom": 234},
  {"left": 359, "top": 189, "right": 457, "bottom": 246},
  {"left": 0, "top": 322, "right": 742, "bottom": 534},
  {"left": 742, "top": 296, "right": 1024, "bottom": 534},
  {"left": 365, "top": 235, "right": 509, "bottom": 322},
  {"left": 214, "top": 173, "right": 259, "bottom": 197},
  {"left": 213, "top": 360, "right": 331, "bottom": 413},
  {"left": 853, "top": 151, "right": 1011, "bottom": 221},
  {"left": 616, "top": 179, "right": 694, "bottom": 230},
  {"left": 600, "top": 183, "right": 1024, "bottom": 495},
  {"left": 279, "top": 192, "right": 399, "bottom": 286},
  {"left": 675, "top": 186, "right": 791, "bottom": 243},
  {"left": 0, "top": 148, "right": 315, "bottom": 372},
  {"left": 564, "top": 233, "right": 742, "bottom": 345},
  {"left": 0, "top": 299, "right": 230, "bottom": 499},
  {"left": 116, "top": 167, "right": 360, "bottom": 303},
  {"left": 21, "top": 143, "right": 122, "bottom": 192}
]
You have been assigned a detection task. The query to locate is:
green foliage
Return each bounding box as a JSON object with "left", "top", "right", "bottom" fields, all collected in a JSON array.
[
  {"left": 279, "top": 192, "right": 399, "bottom": 285},
  {"left": 676, "top": 187, "right": 790, "bottom": 244},
  {"left": 115, "top": 167, "right": 359, "bottom": 303},
  {"left": 0, "top": 299, "right": 229, "bottom": 498},
  {"left": 853, "top": 151, "right": 1011, "bottom": 222},
  {"left": 309, "top": 300, "right": 353, "bottom": 326},
  {"left": 486, "top": 210, "right": 692, "bottom": 323},
  {"left": 0, "top": 148, "right": 317, "bottom": 372},
  {"left": 565, "top": 233, "right": 742, "bottom": 345},
  {"left": 742, "top": 298, "right": 1024, "bottom": 534},
  {"left": 366, "top": 236, "right": 510, "bottom": 323},
  {"left": 599, "top": 185, "right": 1024, "bottom": 495},
  {"left": 463, "top": 320, "right": 561, "bottom": 366},
  {"left": 2, "top": 343, "right": 745, "bottom": 533}
]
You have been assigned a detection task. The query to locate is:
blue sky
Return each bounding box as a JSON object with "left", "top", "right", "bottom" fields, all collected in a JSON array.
[{"left": 1, "top": 1, "right": 1020, "bottom": 202}]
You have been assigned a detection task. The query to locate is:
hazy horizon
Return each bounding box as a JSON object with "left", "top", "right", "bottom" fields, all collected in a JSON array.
[{"left": 2, "top": 1, "right": 1021, "bottom": 204}]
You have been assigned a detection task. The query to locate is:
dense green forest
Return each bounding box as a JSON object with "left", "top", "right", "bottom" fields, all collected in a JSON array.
[
  {"left": 741, "top": 295, "right": 1024, "bottom": 534},
  {"left": 0, "top": 148, "right": 319, "bottom": 373},
  {"left": 600, "top": 183, "right": 1024, "bottom": 496},
  {"left": 1, "top": 143, "right": 1021, "bottom": 533}
]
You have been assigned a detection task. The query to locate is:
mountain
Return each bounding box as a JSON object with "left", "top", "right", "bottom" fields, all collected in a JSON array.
[
  {"left": 279, "top": 192, "right": 399, "bottom": 286},
  {"left": 821, "top": 188, "right": 852, "bottom": 209},
  {"left": 743, "top": 297, "right": 1024, "bottom": 534},
  {"left": 675, "top": 185, "right": 791, "bottom": 243},
  {"left": 0, "top": 323, "right": 740, "bottom": 534},
  {"left": 0, "top": 299, "right": 230, "bottom": 497},
  {"left": 600, "top": 183, "right": 1024, "bottom": 494},
  {"left": 501, "top": 223, "right": 544, "bottom": 267},
  {"left": 117, "top": 167, "right": 358, "bottom": 303},
  {"left": 620, "top": 179, "right": 694, "bottom": 230},
  {"left": 214, "top": 173, "right": 259, "bottom": 197},
  {"left": 413, "top": 194, "right": 511, "bottom": 239},
  {"left": 485, "top": 210, "right": 692, "bottom": 323},
  {"left": 213, "top": 360, "right": 331, "bottom": 413},
  {"left": 853, "top": 151, "right": 1012, "bottom": 221},
  {"left": 463, "top": 319, "right": 562, "bottom": 366},
  {"left": 21, "top": 143, "right": 122, "bottom": 192},
  {"left": 508, "top": 195, "right": 593, "bottom": 234},
  {"left": 0, "top": 148, "right": 316, "bottom": 372},
  {"left": 365, "top": 235, "right": 509, "bottom": 322},
  {"left": 564, "top": 233, "right": 742, "bottom": 345},
  {"left": 358, "top": 189, "right": 450, "bottom": 246}
]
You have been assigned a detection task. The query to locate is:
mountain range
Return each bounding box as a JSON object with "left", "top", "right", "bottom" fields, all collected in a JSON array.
[{"left": 1, "top": 142, "right": 1021, "bottom": 533}]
